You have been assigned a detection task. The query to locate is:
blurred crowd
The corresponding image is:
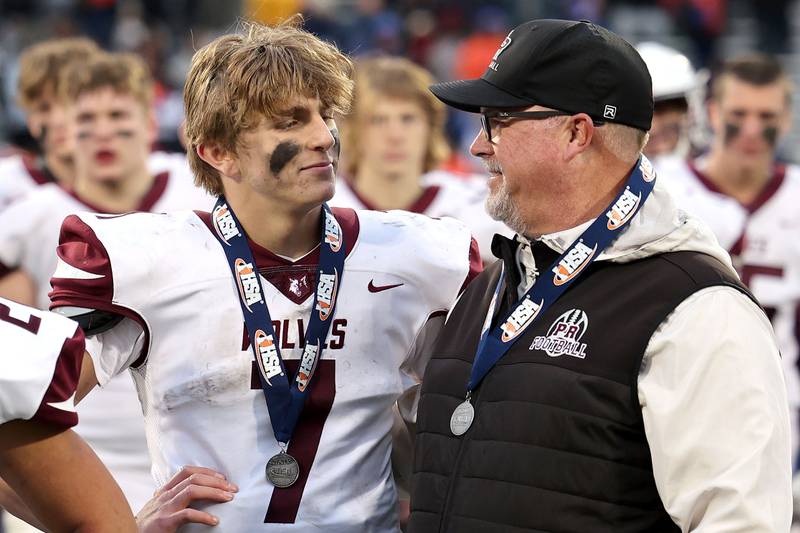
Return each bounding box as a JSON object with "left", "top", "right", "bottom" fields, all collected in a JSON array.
[{"left": 0, "top": 0, "right": 796, "bottom": 159}]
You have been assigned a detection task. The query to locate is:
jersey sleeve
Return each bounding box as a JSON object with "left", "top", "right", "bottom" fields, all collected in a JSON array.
[
  {"left": 0, "top": 299, "right": 84, "bottom": 429},
  {"left": 461, "top": 236, "right": 483, "bottom": 293},
  {"left": 49, "top": 214, "right": 148, "bottom": 375},
  {"left": 398, "top": 218, "right": 483, "bottom": 423}
]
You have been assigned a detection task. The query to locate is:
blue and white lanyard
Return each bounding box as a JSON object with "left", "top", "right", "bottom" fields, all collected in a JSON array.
[
  {"left": 467, "top": 156, "right": 657, "bottom": 392},
  {"left": 210, "top": 197, "right": 345, "bottom": 444}
]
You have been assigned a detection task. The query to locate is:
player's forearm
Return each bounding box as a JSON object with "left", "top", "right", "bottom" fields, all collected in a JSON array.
[
  {"left": 0, "top": 477, "right": 46, "bottom": 530},
  {"left": 0, "top": 269, "right": 36, "bottom": 306}
]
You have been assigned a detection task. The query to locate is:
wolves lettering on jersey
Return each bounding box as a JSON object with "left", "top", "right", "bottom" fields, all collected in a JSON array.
[
  {"left": 330, "top": 169, "right": 513, "bottom": 263},
  {"left": 660, "top": 156, "right": 800, "bottom": 409},
  {"left": 0, "top": 297, "right": 84, "bottom": 428},
  {"left": 49, "top": 207, "right": 479, "bottom": 531},
  {"left": 244, "top": 319, "right": 349, "bottom": 352}
]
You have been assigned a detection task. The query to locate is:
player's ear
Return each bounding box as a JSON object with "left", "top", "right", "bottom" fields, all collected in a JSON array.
[{"left": 197, "top": 142, "right": 240, "bottom": 179}]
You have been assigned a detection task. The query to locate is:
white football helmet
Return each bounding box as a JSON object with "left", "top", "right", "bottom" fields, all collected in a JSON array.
[{"left": 637, "top": 41, "right": 696, "bottom": 102}]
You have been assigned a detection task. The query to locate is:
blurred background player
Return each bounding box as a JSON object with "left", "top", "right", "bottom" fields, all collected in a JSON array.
[
  {"left": 0, "top": 297, "right": 136, "bottom": 532},
  {"left": 636, "top": 41, "right": 703, "bottom": 163},
  {"left": 0, "top": 50, "right": 212, "bottom": 517},
  {"left": 659, "top": 54, "right": 800, "bottom": 474},
  {"left": 0, "top": 37, "right": 99, "bottom": 209},
  {"left": 330, "top": 56, "right": 510, "bottom": 263}
]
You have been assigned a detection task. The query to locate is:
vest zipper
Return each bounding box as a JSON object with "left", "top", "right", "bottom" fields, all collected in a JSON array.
[{"left": 437, "top": 385, "right": 484, "bottom": 533}]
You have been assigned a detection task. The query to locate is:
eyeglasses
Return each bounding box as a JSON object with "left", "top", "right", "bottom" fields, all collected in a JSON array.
[{"left": 479, "top": 110, "right": 605, "bottom": 144}]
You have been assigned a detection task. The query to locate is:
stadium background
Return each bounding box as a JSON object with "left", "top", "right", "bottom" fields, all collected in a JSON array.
[{"left": 0, "top": 0, "right": 796, "bottom": 165}]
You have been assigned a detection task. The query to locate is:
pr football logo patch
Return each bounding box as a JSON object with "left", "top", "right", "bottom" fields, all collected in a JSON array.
[{"left": 529, "top": 309, "right": 589, "bottom": 358}]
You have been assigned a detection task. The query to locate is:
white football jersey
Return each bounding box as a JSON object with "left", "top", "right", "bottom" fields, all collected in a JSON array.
[
  {"left": 330, "top": 170, "right": 512, "bottom": 263},
  {"left": 0, "top": 297, "right": 83, "bottom": 428},
  {"left": 0, "top": 171, "right": 213, "bottom": 512},
  {"left": 0, "top": 150, "right": 201, "bottom": 212},
  {"left": 147, "top": 150, "right": 195, "bottom": 184},
  {"left": 0, "top": 153, "right": 55, "bottom": 211},
  {"left": 659, "top": 156, "right": 800, "bottom": 409},
  {"left": 50, "top": 207, "right": 479, "bottom": 532}
]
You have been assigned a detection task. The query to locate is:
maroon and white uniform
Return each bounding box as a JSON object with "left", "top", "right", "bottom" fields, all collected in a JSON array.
[
  {"left": 0, "top": 149, "right": 199, "bottom": 211},
  {"left": 331, "top": 170, "right": 512, "bottom": 263},
  {"left": 0, "top": 171, "right": 212, "bottom": 512},
  {"left": 659, "top": 155, "right": 800, "bottom": 449},
  {"left": 50, "top": 207, "right": 480, "bottom": 532},
  {"left": 0, "top": 153, "right": 56, "bottom": 210},
  {"left": 0, "top": 297, "right": 84, "bottom": 429}
]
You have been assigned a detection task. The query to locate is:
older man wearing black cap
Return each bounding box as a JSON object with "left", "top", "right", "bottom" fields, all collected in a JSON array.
[{"left": 409, "top": 19, "right": 791, "bottom": 532}]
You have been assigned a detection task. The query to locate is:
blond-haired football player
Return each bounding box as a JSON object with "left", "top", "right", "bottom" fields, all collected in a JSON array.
[
  {"left": 0, "top": 37, "right": 99, "bottom": 205},
  {"left": 331, "top": 56, "right": 511, "bottom": 262},
  {"left": 49, "top": 19, "right": 479, "bottom": 531},
  {"left": 0, "top": 51, "right": 212, "bottom": 514}
]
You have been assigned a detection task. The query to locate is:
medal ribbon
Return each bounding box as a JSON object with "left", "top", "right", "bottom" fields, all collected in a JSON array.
[
  {"left": 467, "top": 156, "right": 657, "bottom": 392},
  {"left": 210, "top": 197, "right": 345, "bottom": 444}
]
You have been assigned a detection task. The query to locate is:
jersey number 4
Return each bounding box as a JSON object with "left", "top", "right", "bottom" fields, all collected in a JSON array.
[
  {"left": 251, "top": 359, "right": 335, "bottom": 523},
  {"left": 0, "top": 302, "right": 41, "bottom": 334}
]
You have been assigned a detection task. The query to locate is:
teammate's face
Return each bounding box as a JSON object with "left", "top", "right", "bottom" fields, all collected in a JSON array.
[
  {"left": 356, "top": 97, "right": 429, "bottom": 179},
  {"left": 71, "top": 87, "right": 155, "bottom": 183},
  {"left": 26, "top": 89, "right": 74, "bottom": 160},
  {"left": 709, "top": 78, "right": 789, "bottom": 166},
  {"left": 645, "top": 108, "right": 686, "bottom": 159},
  {"left": 232, "top": 95, "right": 338, "bottom": 210},
  {"left": 470, "top": 106, "right": 564, "bottom": 236}
]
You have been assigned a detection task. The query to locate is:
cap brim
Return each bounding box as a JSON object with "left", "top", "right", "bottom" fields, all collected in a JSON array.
[{"left": 430, "top": 78, "right": 532, "bottom": 113}]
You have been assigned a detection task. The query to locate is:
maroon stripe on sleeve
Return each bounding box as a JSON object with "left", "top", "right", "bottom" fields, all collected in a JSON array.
[
  {"left": 49, "top": 214, "right": 151, "bottom": 368},
  {"left": 0, "top": 262, "right": 14, "bottom": 279},
  {"left": 32, "top": 325, "right": 85, "bottom": 429},
  {"left": 49, "top": 214, "right": 114, "bottom": 304}
]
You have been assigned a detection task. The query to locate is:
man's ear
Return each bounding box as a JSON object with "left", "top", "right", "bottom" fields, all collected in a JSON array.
[
  {"left": 196, "top": 142, "right": 240, "bottom": 179},
  {"left": 563, "top": 113, "right": 594, "bottom": 162}
]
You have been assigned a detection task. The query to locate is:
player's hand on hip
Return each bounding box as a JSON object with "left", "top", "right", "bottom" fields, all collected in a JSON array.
[{"left": 136, "top": 465, "right": 238, "bottom": 532}]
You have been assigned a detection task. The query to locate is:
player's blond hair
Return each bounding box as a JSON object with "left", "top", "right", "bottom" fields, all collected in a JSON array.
[
  {"left": 183, "top": 17, "right": 354, "bottom": 196},
  {"left": 60, "top": 51, "right": 154, "bottom": 108},
  {"left": 341, "top": 56, "right": 450, "bottom": 177},
  {"left": 16, "top": 37, "right": 99, "bottom": 111}
]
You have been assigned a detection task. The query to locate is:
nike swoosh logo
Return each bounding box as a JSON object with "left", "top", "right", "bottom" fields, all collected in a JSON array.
[
  {"left": 368, "top": 280, "right": 404, "bottom": 293},
  {"left": 47, "top": 392, "right": 77, "bottom": 413}
]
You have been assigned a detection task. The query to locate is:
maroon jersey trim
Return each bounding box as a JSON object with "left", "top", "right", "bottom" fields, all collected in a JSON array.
[
  {"left": 195, "top": 207, "right": 360, "bottom": 304},
  {"left": 460, "top": 236, "right": 484, "bottom": 294},
  {"left": 21, "top": 153, "right": 56, "bottom": 185},
  {"left": 32, "top": 325, "right": 85, "bottom": 429},
  {"left": 49, "top": 214, "right": 151, "bottom": 368},
  {"left": 345, "top": 180, "right": 442, "bottom": 214},
  {"left": 0, "top": 262, "right": 13, "bottom": 279},
  {"left": 66, "top": 172, "right": 170, "bottom": 213},
  {"left": 688, "top": 160, "right": 787, "bottom": 215}
]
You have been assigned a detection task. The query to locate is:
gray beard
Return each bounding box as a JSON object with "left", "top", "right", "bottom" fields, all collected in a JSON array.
[{"left": 485, "top": 179, "right": 528, "bottom": 235}]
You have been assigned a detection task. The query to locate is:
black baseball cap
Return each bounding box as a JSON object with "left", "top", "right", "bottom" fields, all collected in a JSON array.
[{"left": 430, "top": 19, "right": 653, "bottom": 131}]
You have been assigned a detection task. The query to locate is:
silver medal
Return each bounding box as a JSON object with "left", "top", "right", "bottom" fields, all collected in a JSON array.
[
  {"left": 266, "top": 451, "right": 300, "bottom": 488},
  {"left": 450, "top": 400, "right": 475, "bottom": 436}
]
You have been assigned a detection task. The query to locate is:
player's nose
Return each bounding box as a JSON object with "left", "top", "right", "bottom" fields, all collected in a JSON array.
[{"left": 308, "top": 114, "right": 335, "bottom": 152}]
